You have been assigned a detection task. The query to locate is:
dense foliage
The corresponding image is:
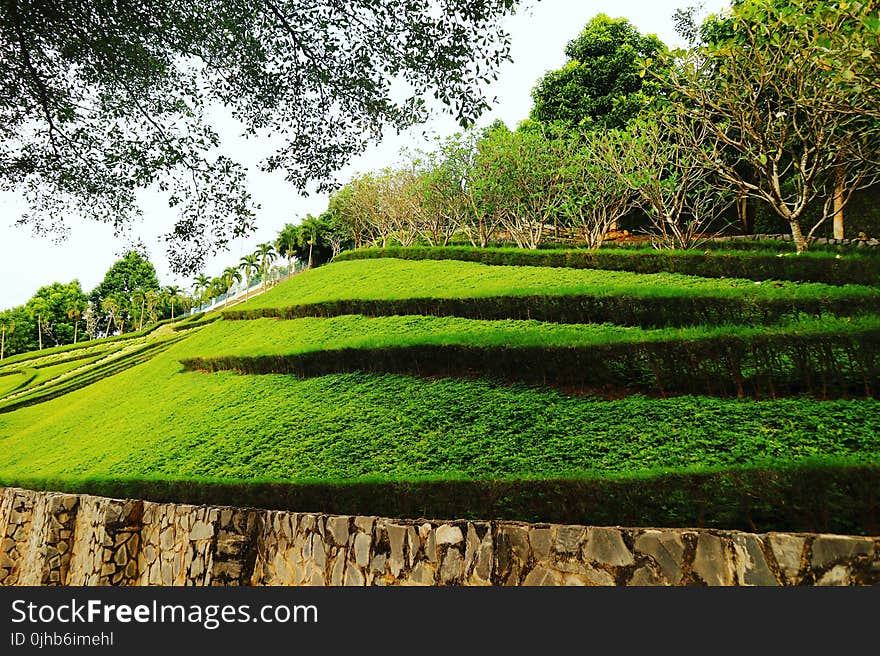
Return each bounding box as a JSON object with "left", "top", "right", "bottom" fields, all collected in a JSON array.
[
  {"left": 1, "top": 0, "right": 520, "bottom": 272},
  {"left": 529, "top": 14, "right": 668, "bottom": 130}
]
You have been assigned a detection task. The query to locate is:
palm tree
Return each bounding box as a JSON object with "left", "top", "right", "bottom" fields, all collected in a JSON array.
[
  {"left": 27, "top": 297, "right": 49, "bottom": 350},
  {"left": 131, "top": 289, "right": 147, "bottom": 331},
  {"left": 276, "top": 224, "right": 299, "bottom": 276},
  {"left": 299, "top": 215, "right": 322, "bottom": 269},
  {"left": 0, "top": 312, "right": 14, "bottom": 360},
  {"left": 66, "top": 296, "right": 87, "bottom": 345},
  {"left": 165, "top": 285, "right": 182, "bottom": 322},
  {"left": 220, "top": 267, "right": 243, "bottom": 308},
  {"left": 222, "top": 266, "right": 242, "bottom": 292},
  {"left": 145, "top": 290, "right": 160, "bottom": 325},
  {"left": 192, "top": 274, "right": 212, "bottom": 306},
  {"left": 254, "top": 242, "right": 277, "bottom": 290},
  {"left": 101, "top": 296, "right": 121, "bottom": 338},
  {"left": 239, "top": 254, "right": 259, "bottom": 300}
]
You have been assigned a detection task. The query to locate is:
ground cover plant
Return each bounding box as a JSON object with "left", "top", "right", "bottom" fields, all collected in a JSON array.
[
  {"left": 0, "top": 351, "right": 877, "bottom": 531},
  {"left": 0, "top": 254, "right": 877, "bottom": 533},
  {"left": 179, "top": 315, "right": 880, "bottom": 398},
  {"left": 226, "top": 259, "right": 880, "bottom": 329}
]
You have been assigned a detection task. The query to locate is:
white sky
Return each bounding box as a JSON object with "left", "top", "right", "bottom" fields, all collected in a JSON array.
[{"left": 0, "top": 0, "right": 728, "bottom": 309}]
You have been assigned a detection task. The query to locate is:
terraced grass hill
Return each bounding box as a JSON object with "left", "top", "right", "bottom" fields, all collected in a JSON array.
[{"left": 1, "top": 248, "right": 878, "bottom": 534}]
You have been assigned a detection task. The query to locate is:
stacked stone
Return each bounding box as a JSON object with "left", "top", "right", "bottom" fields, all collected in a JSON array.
[
  {"left": 16, "top": 493, "right": 78, "bottom": 585},
  {"left": 210, "top": 508, "right": 260, "bottom": 586},
  {"left": 0, "top": 489, "right": 36, "bottom": 585},
  {"left": 0, "top": 487, "right": 878, "bottom": 586}
]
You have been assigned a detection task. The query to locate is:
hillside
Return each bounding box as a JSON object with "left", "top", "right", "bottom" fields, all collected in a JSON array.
[{"left": 0, "top": 249, "right": 878, "bottom": 533}]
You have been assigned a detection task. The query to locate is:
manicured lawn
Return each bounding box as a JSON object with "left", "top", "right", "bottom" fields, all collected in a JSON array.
[
  {"left": 0, "top": 254, "right": 876, "bottom": 530},
  {"left": 0, "top": 334, "right": 877, "bottom": 482},
  {"left": 237, "top": 259, "right": 880, "bottom": 310}
]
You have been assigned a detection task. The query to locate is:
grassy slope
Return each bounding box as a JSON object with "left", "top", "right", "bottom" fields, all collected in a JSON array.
[
  {"left": 0, "top": 257, "right": 876, "bottom": 529},
  {"left": 236, "top": 259, "right": 880, "bottom": 309},
  {"left": 0, "top": 339, "right": 877, "bottom": 483}
]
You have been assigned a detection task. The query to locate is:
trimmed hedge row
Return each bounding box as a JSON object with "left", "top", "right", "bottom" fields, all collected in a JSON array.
[
  {"left": 0, "top": 316, "right": 177, "bottom": 368},
  {"left": 223, "top": 293, "right": 878, "bottom": 329},
  {"left": 4, "top": 464, "right": 878, "bottom": 534},
  {"left": 335, "top": 246, "right": 880, "bottom": 286},
  {"left": 0, "top": 336, "right": 186, "bottom": 414},
  {"left": 181, "top": 327, "right": 880, "bottom": 399}
]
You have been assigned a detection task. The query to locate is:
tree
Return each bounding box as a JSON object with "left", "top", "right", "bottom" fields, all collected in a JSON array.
[
  {"left": 276, "top": 224, "right": 300, "bottom": 276},
  {"left": 192, "top": 274, "right": 212, "bottom": 305},
  {"left": 254, "top": 242, "right": 277, "bottom": 289},
  {"left": 101, "top": 295, "right": 124, "bottom": 337},
  {"left": 131, "top": 289, "right": 147, "bottom": 331},
  {"left": 472, "top": 125, "right": 568, "bottom": 249},
  {"left": 165, "top": 285, "right": 182, "bottom": 322},
  {"left": 91, "top": 251, "right": 160, "bottom": 335},
  {"left": 318, "top": 208, "right": 353, "bottom": 260},
  {"left": 558, "top": 131, "right": 637, "bottom": 247},
  {"left": 239, "top": 254, "right": 259, "bottom": 301},
  {"left": 1, "top": 0, "right": 520, "bottom": 273},
  {"left": 663, "top": 0, "right": 880, "bottom": 251},
  {"left": 597, "top": 119, "right": 732, "bottom": 249},
  {"left": 145, "top": 290, "right": 160, "bottom": 325},
  {"left": 65, "top": 294, "right": 87, "bottom": 344},
  {"left": 25, "top": 297, "right": 50, "bottom": 350},
  {"left": 421, "top": 130, "right": 500, "bottom": 248},
  {"left": 221, "top": 268, "right": 242, "bottom": 293},
  {"left": 0, "top": 311, "right": 14, "bottom": 360},
  {"left": 530, "top": 14, "right": 669, "bottom": 131}
]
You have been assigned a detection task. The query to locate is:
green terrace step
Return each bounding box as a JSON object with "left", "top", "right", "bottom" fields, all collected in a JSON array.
[
  {"left": 178, "top": 316, "right": 880, "bottom": 399},
  {"left": 225, "top": 259, "right": 880, "bottom": 328}
]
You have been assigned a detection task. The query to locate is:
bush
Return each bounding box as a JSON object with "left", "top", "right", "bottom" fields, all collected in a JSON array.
[
  {"left": 4, "top": 464, "right": 878, "bottom": 534},
  {"left": 224, "top": 293, "right": 878, "bottom": 329},
  {"left": 336, "top": 246, "right": 880, "bottom": 285},
  {"left": 182, "top": 320, "right": 880, "bottom": 398}
]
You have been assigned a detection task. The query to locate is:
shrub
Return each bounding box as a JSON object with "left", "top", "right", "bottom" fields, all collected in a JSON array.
[{"left": 336, "top": 246, "right": 880, "bottom": 285}]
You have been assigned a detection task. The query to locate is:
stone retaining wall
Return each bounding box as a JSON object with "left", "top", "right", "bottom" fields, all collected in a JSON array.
[
  {"left": 709, "top": 233, "right": 880, "bottom": 247},
  {"left": 1, "top": 487, "right": 877, "bottom": 586}
]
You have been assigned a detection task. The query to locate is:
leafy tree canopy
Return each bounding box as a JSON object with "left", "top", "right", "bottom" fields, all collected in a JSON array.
[
  {"left": 90, "top": 251, "right": 160, "bottom": 308},
  {"left": 529, "top": 14, "right": 668, "bottom": 131},
  {"left": 0, "top": 0, "right": 519, "bottom": 273}
]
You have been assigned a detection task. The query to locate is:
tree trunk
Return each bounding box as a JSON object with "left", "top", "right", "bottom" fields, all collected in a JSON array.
[
  {"left": 139, "top": 298, "right": 146, "bottom": 331},
  {"left": 37, "top": 314, "right": 42, "bottom": 350},
  {"left": 308, "top": 242, "right": 314, "bottom": 269},
  {"left": 73, "top": 319, "right": 78, "bottom": 345},
  {"left": 1, "top": 328, "right": 5, "bottom": 360},
  {"left": 832, "top": 168, "right": 845, "bottom": 240},
  {"left": 171, "top": 301, "right": 175, "bottom": 323},
  {"left": 105, "top": 317, "right": 113, "bottom": 339},
  {"left": 790, "top": 220, "right": 808, "bottom": 253},
  {"left": 737, "top": 195, "right": 753, "bottom": 234}
]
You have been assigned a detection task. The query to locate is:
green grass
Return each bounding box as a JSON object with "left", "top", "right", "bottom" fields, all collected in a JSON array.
[
  {"left": 0, "top": 371, "right": 29, "bottom": 397},
  {"left": 0, "top": 340, "right": 122, "bottom": 373},
  {"left": 0, "top": 334, "right": 187, "bottom": 413},
  {"left": 0, "top": 340, "right": 877, "bottom": 482},
  {"left": 23, "top": 357, "right": 101, "bottom": 391},
  {"left": 237, "top": 259, "right": 879, "bottom": 310}
]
